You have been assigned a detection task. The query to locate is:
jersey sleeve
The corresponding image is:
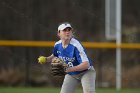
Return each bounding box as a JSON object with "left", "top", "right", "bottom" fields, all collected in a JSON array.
[
  {"left": 52, "top": 44, "right": 58, "bottom": 57},
  {"left": 74, "top": 43, "right": 89, "bottom": 64}
]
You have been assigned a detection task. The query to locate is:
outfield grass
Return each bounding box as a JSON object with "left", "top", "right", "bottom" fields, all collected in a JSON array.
[{"left": 0, "top": 87, "right": 140, "bottom": 93}]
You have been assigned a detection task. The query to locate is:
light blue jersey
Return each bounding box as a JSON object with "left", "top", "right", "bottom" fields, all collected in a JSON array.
[{"left": 53, "top": 38, "right": 93, "bottom": 75}]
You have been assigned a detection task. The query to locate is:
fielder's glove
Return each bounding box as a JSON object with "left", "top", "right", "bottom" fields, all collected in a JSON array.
[{"left": 51, "top": 57, "right": 67, "bottom": 76}]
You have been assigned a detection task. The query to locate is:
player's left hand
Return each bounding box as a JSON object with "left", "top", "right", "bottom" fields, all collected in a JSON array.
[{"left": 51, "top": 57, "right": 67, "bottom": 76}]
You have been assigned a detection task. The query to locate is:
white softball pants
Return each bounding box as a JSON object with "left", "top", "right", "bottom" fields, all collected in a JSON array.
[{"left": 60, "top": 67, "right": 96, "bottom": 93}]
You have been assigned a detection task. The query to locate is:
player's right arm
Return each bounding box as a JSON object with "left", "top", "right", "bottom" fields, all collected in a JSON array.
[
  {"left": 38, "top": 54, "right": 55, "bottom": 64},
  {"left": 46, "top": 54, "right": 55, "bottom": 62}
]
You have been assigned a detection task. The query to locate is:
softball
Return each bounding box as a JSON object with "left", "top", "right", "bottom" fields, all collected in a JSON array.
[{"left": 38, "top": 56, "right": 46, "bottom": 64}]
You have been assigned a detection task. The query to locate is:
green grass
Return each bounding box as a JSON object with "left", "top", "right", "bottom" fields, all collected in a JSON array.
[{"left": 0, "top": 87, "right": 140, "bottom": 93}]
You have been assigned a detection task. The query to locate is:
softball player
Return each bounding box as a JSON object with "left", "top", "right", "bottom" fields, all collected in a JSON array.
[{"left": 46, "top": 22, "right": 96, "bottom": 93}]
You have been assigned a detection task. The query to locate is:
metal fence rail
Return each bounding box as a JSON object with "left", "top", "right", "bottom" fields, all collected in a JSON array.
[{"left": 0, "top": 40, "right": 140, "bottom": 49}]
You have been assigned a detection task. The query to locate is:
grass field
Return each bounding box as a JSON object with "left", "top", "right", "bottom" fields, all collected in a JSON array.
[{"left": 0, "top": 87, "right": 140, "bottom": 93}]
